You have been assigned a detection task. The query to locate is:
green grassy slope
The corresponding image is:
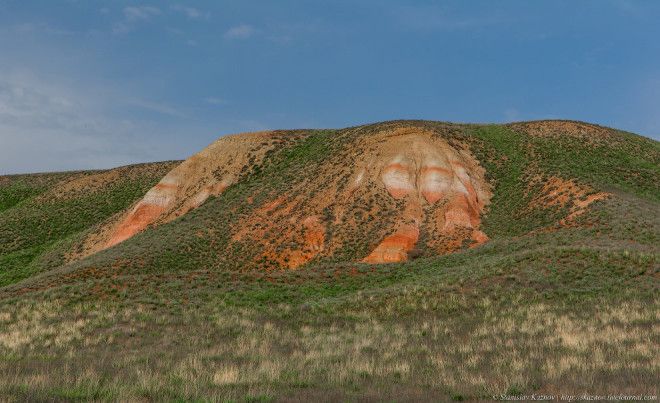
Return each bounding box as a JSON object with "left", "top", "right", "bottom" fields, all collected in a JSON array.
[
  {"left": 0, "top": 121, "right": 658, "bottom": 401},
  {"left": 0, "top": 161, "right": 178, "bottom": 287}
]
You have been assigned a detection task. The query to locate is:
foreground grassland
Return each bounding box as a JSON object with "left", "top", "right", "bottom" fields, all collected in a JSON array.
[
  {"left": 0, "top": 121, "right": 658, "bottom": 401},
  {"left": 0, "top": 295, "right": 656, "bottom": 401}
]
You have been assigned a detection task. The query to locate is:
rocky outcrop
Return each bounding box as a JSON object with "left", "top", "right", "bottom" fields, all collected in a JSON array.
[{"left": 82, "top": 125, "right": 492, "bottom": 267}]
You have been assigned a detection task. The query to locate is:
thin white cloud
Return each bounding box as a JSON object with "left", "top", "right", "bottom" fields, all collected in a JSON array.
[
  {"left": 172, "top": 5, "right": 209, "bottom": 20},
  {"left": 112, "top": 23, "right": 131, "bottom": 35},
  {"left": 394, "top": 5, "right": 507, "bottom": 32},
  {"left": 609, "top": 0, "right": 644, "bottom": 17},
  {"left": 113, "top": 6, "right": 161, "bottom": 34},
  {"left": 4, "top": 22, "right": 74, "bottom": 36},
  {"left": 205, "top": 97, "right": 227, "bottom": 105},
  {"left": 127, "top": 98, "right": 188, "bottom": 118},
  {"left": 264, "top": 21, "right": 326, "bottom": 45},
  {"left": 123, "top": 6, "right": 161, "bottom": 21},
  {"left": 224, "top": 24, "right": 256, "bottom": 40},
  {"left": 0, "top": 70, "right": 195, "bottom": 174},
  {"left": 0, "top": 72, "right": 137, "bottom": 173}
]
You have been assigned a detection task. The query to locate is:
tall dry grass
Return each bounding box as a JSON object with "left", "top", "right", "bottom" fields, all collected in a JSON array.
[{"left": 0, "top": 297, "right": 657, "bottom": 401}]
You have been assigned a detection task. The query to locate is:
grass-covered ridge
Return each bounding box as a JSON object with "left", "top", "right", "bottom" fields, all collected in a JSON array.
[
  {"left": 0, "top": 120, "right": 658, "bottom": 401},
  {"left": 0, "top": 162, "right": 178, "bottom": 287}
]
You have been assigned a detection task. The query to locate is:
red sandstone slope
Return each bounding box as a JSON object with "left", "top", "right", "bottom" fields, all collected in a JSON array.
[
  {"left": 355, "top": 127, "right": 490, "bottom": 263},
  {"left": 104, "top": 131, "right": 276, "bottom": 249},
  {"left": 74, "top": 131, "right": 294, "bottom": 259},
  {"left": 76, "top": 125, "right": 491, "bottom": 267}
]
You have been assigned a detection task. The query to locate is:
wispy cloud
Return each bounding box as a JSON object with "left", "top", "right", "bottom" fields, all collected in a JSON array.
[
  {"left": 1, "top": 22, "right": 74, "bottom": 36},
  {"left": 113, "top": 5, "right": 161, "bottom": 34},
  {"left": 123, "top": 6, "right": 161, "bottom": 21},
  {"left": 0, "top": 72, "right": 139, "bottom": 173},
  {"left": 610, "top": 0, "right": 643, "bottom": 16},
  {"left": 205, "top": 97, "right": 227, "bottom": 105},
  {"left": 127, "top": 98, "right": 188, "bottom": 118},
  {"left": 0, "top": 70, "right": 196, "bottom": 174},
  {"left": 393, "top": 5, "right": 507, "bottom": 32},
  {"left": 224, "top": 24, "right": 256, "bottom": 40},
  {"left": 264, "top": 20, "right": 326, "bottom": 45},
  {"left": 172, "top": 5, "right": 209, "bottom": 20}
]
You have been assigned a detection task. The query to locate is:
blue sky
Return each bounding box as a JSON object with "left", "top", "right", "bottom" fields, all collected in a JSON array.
[{"left": 1, "top": 1, "right": 659, "bottom": 174}]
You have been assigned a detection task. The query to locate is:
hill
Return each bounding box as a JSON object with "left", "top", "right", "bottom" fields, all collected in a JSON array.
[{"left": 0, "top": 120, "right": 658, "bottom": 401}]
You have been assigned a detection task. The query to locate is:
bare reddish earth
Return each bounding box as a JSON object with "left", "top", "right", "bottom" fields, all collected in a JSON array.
[
  {"left": 79, "top": 131, "right": 279, "bottom": 257},
  {"left": 364, "top": 224, "right": 419, "bottom": 263},
  {"left": 70, "top": 123, "right": 612, "bottom": 270},
  {"left": 361, "top": 128, "right": 490, "bottom": 263},
  {"left": 526, "top": 175, "right": 609, "bottom": 226},
  {"left": 81, "top": 125, "right": 493, "bottom": 267},
  {"left": 106, "top": 182, "right": 177, "bottom": 248}
]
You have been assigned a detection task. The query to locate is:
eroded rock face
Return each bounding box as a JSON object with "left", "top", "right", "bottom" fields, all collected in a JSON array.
[
  {"left": 106, "top": 176, "right": 179, "bottom": 248},
  {"left": 342, "top": 127, "right": 491, "bottom": 263},
  {"left": 83, "top": 125, "right": 492, "bottom": 268},
  {"left": 363, "top": 224, "right": 419, "bottom": 263},
  {"left": 382, "top": 157, "right": 415, "bottom": 198},
  {"left": 87, "top": 131, "right": 278, "bottom": 254},
  {"left": 525, "top": 175, "right": 609, "bottom": 226}
]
